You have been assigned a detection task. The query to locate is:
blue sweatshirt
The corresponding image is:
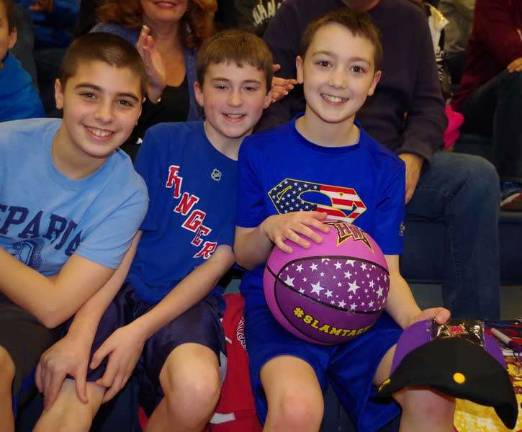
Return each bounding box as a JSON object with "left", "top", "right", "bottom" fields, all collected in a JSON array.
[{"left": 0, "top": 53, "right": 44, "bottom": 122}]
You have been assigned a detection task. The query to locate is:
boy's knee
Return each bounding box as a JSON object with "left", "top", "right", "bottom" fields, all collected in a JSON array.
[
  {"left": 160, "top": 362, "right": 221, "bottom": 410},
  {"left": 395, "top": 387, "right": 455, "bottom": 421},
  {"left": 270, "top": 390, "right": 323, "bottom": 430},
  {"left": 0, "top": 346, "right": 15, "bottom": 385}
]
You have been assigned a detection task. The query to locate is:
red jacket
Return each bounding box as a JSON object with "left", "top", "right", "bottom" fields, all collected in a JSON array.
[{"left": 453, "top": 0, "right": 522, "bottom": 109}]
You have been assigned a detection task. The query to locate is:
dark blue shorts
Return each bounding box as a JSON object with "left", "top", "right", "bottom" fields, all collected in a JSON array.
[
  {"left": 245, "top": 304, "right": 402, "bottom": 432},
  {"left": 84, "top": 283, "right": 225, "bottom": 414}
]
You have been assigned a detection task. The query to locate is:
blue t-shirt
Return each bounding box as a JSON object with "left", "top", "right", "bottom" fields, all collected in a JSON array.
[
  {"left": 128, "top": 122, "right": 238, "bottom": 304},
  {"left": 0, "top": 118, "right": 148, "bottom": 275},
  {"left": 0, "top": 53, "right": 44, "bottom": 122},
  {"left": 237, "top": 119, "right": 405, "bottom": 308}
]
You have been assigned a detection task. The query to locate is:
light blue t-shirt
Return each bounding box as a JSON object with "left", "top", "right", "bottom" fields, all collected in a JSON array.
[{"left": 0, "top": 118, "right": 149, "bottom": 275}]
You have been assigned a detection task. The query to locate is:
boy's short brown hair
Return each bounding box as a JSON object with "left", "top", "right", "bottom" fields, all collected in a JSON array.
[
  {"left": 299, "top": 8, "right": 383, "bottom": 70},
  {"left": 1, "top": 0, "right": 16, "bottom": 33},
  {"left": 196, "top": 29, "right": 273, "bottom": 93},
  {"left": 58, "top": 32, "right": 147, "bottom": 96}
]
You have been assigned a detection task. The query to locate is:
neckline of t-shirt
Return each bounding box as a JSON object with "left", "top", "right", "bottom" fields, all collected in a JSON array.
[
  {"left": 291, "top": 117, "right": 363, "bottom": 155},
  {"left": 199, "top": 121, "right": 239, "bottom": 164},
  {"left": 45, "top": 121, "right": 115, "bottom": 190}
]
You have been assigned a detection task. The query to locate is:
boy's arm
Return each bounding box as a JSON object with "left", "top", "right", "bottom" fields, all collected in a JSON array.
[
  {"left": 36, "top": 232, "right": 141, "bottom": 408},
  {"left": 89, "top": 244, "right": 235, "bottom": 402},
  {"left": 234, "top": 211, "right": 329, "bottom": 270},
  {"left": 384, "top": 255, "right": 449, "bottom": 329},
  {"left": 0, "top": 249, "right": 116, "bottom": 328}
]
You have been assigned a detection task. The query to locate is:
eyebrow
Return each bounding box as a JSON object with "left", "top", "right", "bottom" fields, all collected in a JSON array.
[
  {"left": 74, "top": 83, "right": 140, "bottom": 102},
  {"left": 312, "top": 51, "right": 371, "bottom": 64},
  {"left": 211, "top": 77, "right": 262, "bottom": 84}
]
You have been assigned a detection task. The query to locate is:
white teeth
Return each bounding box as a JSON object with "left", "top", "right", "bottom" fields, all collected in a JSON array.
[
  {"left": 88, "top": 127, "right": 112, "bottom": 137},
  {"left": 224, "top": 113, "right": 244, "bottom": 119},
  {"left": 322, "top": 94, "right": 346, "bottom": 103}
]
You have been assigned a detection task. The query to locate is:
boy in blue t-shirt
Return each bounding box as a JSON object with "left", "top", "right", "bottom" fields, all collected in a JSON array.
[
  {"left": 235, "top": 9, "right": 456, "bottom": 432},
  {"left": 0, "top": 33, "right": 148, "bottom": 431},
  {"left": 0, "top": 0, "right": 44, "bottom": 121},
  {"left": 34, "top": 30, "right": 273, "bottom": 431}
]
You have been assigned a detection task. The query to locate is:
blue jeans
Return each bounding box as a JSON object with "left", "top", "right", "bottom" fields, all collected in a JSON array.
[
  {"left": 461, "top": 70, "right": 522, "bottom": 182},
  {"left": 406, "top": 151, "right": 500, "bottom": 319}
]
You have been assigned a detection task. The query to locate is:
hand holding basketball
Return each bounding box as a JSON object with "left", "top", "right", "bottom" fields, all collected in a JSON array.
[{"left": 261, "top": 211, "right": 330, "bottom": 253}]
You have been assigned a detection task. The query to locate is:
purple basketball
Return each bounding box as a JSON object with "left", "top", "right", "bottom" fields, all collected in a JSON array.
[{"left": 263, "top": 220, "right": 389, "bottom": 345}]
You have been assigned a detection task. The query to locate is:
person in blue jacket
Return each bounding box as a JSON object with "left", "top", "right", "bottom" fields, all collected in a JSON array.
[{"left": 0, "top": 0, "right": 44, "bottom": 122}]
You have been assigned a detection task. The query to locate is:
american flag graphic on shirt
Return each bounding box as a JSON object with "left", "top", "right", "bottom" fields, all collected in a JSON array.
[
  {"left": 268, "top": 178, "right": 366, "bottom": 223},
  {"left": 276, "top": 256, "right": 388, "bottom": 313}
]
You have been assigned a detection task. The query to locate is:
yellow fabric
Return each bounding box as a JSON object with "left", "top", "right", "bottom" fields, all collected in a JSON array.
[{"left": 454, "top": 358, "right": 522, "bottom": 431}]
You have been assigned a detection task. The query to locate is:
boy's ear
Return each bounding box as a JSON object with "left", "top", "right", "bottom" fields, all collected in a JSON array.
[
  {"left": 194, "top": 80, "right": 204, "bottom": 108},
  {"left": 367, "top": 70, "right": 382, "bottom": 97},
  {"left": 8, "top": 28, "right": 17, "bottom": 49},
  {"left": 263, "top": 88, "right": 272, "bottom": 109},
  {"left": 54, "top": 78, "right": 64, "bottom": 110},
  {"left": 296, "top": 56, "right": 304, "bottom": 85}
]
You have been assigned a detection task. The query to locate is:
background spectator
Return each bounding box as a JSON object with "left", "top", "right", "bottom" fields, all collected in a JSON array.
[
  {"left": 0, "top": 0, "right": 44, "bottom": 122},
  {"left": 93, "top": 0, "right": 216, "bottom": 159},
  {"left": 452, "top": 0, "right": 522, "bottom": 209},
  {"left": 439, "top": 0, "right": 475, "bottom": 85}
]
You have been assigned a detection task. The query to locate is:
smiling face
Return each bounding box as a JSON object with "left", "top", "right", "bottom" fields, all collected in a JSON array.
[
  {"left": 194, "top": 61, "right": 271, "bottom": 145},
  {"left": 54, "top": 60, "right": 143, "bottom": 163},
  {"left": 297, "top": 22, "right": 381, "bottom": 129},
  {"left": 140, "top": 0, "right": 188, "bottom": 26},
  {"left": 0, "top": 0, "right": 16, "bottom": 65}
]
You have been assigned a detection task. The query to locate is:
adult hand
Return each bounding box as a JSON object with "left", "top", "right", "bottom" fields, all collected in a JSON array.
[
  {"left": 399, "top": 153, "right": 424, "bottom": 204},
  {"left": 35, "top": 335, "right": 90, "bottom": 409},
  {"left": 270, "top": 64, "right": 297, "bottom": 103},
  {"left": 30, "top": 0, "right": 53, "bottom": 12},
  {"left": 90, "top": 323, "right": 146, "bottom": 403},
  {"left": 261, "top": 211, "right": 329, "bottom": 253},
  {"left": 507, "top": 57, "right": 522, "bottom": 73},
  {"left": 136, "top": 25, "right": 167, "bottom": 103},
  {"left": 407, "top": 307, "right": 451, "bottom": 328}
]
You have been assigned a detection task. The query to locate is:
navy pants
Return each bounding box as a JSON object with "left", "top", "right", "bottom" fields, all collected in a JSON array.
[
  {"left": 460, "top": 70, "right": 522, "bottom": 182},
  {"left": 407, "top": 151, "right": 500, "bottom": 319}
]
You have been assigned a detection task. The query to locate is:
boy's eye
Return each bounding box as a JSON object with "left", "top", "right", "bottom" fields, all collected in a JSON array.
[
  {"left": 117, "top": 99, "right": 135, "bottom": 108},
  {"left": 244, "top": 85, "right": 259, "bottom": 92},
  {"left": 79, "top": 92, "right": 97, "bottom": 100},
  {"left": 213, "top": 83, "right": 228, "bottom": 90},
  {"left": 351, "top": 65, "right": 367, "bottom": 74},
  {"left": 315, "top": 60, "right": 332, "bottom": 69}
]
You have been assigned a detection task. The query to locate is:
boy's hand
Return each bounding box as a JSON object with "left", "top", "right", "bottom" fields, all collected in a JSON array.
[
  {"left": 261, "top": 211, "right": 329, "bottom": 253},
  {"left": 408, "top": 307, "right": 451, "bottom": 328},
  {"left": 35, "top": 335, "right": 90, "bottom": 409},
  {"left": 90, "top": 323, "right": 146, "bottom": 403},
  {"left": 137, "top": 25, "right": 166, "bottom": 103},
  {"left": 271, "top": 64, "right": 297, "bottom": 103}
]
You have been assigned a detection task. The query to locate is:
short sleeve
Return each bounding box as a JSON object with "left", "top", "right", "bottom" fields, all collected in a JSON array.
[
  {"left": 75, "top": 177, "right": 148, "bottom": 269},
  {"left": 372, "top": 162, "right": 406, "bottom": 255},
  {"left": 134, "top": 129, "right": 164, "bottom": 232},
  {"left": 236, "top": 140, "right": 266, "bottom": 228}
]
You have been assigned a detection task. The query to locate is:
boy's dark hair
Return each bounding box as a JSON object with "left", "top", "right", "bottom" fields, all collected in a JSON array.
[
  {"left": 1, "top": 0, "right": 16, "bottom": 33},
  {"left": 196, "top": 29, "right": 273, "bottom": 93},
  {"left": 299, "top": 8, "right": 383, "bottom": 70},
  {"left": 58, "top": 32, "right": 147, "bottom": 96}
]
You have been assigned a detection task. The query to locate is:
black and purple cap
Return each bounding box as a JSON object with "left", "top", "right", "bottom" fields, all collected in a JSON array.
[{"left": 377, "top": 320, "right": 518, "bottom": 429}]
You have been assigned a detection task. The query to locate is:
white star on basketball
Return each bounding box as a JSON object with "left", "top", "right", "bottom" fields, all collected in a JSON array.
[
  {"left": 310, "top": 282, "right": 324, "bottom": 295},
  {"left": 347, "top": 281, "right": 360, "bottom": 294},
  {"left": 284, "top": 276, "right": 295, "bottom": 287}
]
